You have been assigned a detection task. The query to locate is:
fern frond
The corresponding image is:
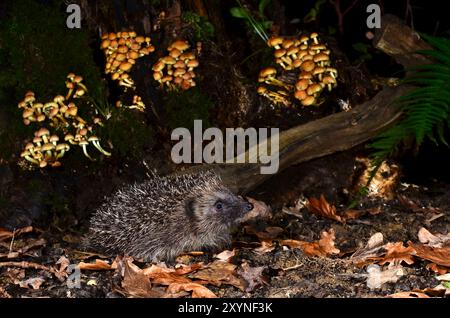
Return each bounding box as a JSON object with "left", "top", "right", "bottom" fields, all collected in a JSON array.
[{"left": 365, "top": 33, "right": 450, "bottom": 193}]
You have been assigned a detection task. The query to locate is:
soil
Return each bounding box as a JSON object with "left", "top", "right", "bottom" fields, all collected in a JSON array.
[{"left": 1, "top": 168, "right": 448, "bottom": 298}]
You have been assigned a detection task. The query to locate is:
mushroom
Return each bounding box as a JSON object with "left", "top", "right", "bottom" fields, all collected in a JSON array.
[
  {"left": 258, "top": 67, "right": 290, "bottom": 89},
  {"left": 310, "top": 32, "right": 319, "bottom": 44},
  {"left": 301, "top": 95, "right": 316, "bottom": 106},
  {"left": 88, "top": 136, "right": 111, "bottom": 156},
  {"left": 79, "top": 140, "right": 94, "bottom": 160},
  {"left": 267, "top": 36, "right": 284, "bottom": 49}
]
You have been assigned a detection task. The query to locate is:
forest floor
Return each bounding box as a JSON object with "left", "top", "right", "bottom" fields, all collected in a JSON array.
[{"left": 1, "top": 177, "right": 449, "bottom": 298}]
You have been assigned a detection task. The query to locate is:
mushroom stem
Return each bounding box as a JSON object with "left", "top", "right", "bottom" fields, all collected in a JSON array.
[
  {"left": 24, "top": 155, "right": 40, "bottom": 165},
  {"left": 81, "top": 144, "right": 95, "bottom": 161},
  {"left": 91, "top": 140, "right": 111, "bottom": 156}
]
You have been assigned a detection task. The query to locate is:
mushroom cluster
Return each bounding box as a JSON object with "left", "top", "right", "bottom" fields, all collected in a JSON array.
[
  {"left": 258, "top": 33, "right": 338, "bottom": 107},
  {"left": 19, "top": 74, "right": 88, "bottom": 129},
  {"left": 101, "top": 31, "right": 155, "bottom": 90},
  {"left": 18, "top": 73, "right": 111, "bottom": 168},
  {"left": 115, "top": 95, "right": 146, "bottom": 111},
  {"left": 21, "top": 128, "right": 69, "bottom": 168},
  {"left": 152, "top": 40, "right": 200, "bottom": 91}
]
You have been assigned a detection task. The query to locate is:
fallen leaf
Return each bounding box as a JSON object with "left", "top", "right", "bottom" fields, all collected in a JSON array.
[
  {"left": 18, "top": 277, "right": 45, "bottom": 290},
  {"left": 77, "top": 259, "right": 113, "bottom": 271},
  {"left": 279, "top": 239, "right": 304, "bottom": 249},
  {"left": 350, "top": 232, "right": 385, "bottom": 265},
  {"left": 190, "top": 260, "right": 247, "bottom": 290},
  {"left": 367, "top": 264, "right": 405, "bottom": 289},
  {"left": 418, "top": 228, "right": 450, "bottom": 248},
  {"left": 119, "top": 257, "right": 161, "bottom": 298},
  {"left": 239, "top": 198, "right": 272, "bottom": 222},
  {"left": 426, "top": 263, "right": 449, "bottom": 275},
  {"left": 143, "top": 264, "right": 192, "bottom": 286},
  {"left": 214, "top": 249, "right": 235, "bottom": 262},
  {"left": 54, "top": 256, "right": 70, "bottom": 281},
  {"left": 388, "top": 291, "right": 430, "bottom": 298},
  {"left": 398, "top": 195, "right": 442, "bottom": 214},
  {"left": 410, "top": 242, "right": 450, "bottom": 267},
  {"left": 342, "top": 209, "right": 364, "bottom": 220},
  {"left": 0, "top": 286, "right": 11, "bottom": 298},
  {"left": 245, "top": 226, "right": 283, "bottom": 240},
  {"left": 378, "top": 242, "right": 415, "bottom": 266},
  {"left": 436, "top": 273, "right": 450, "bottom": 281},
  {"left": 174, "top": 263, "right": 204, "bottom": 275},
  {"left": 166, "top": 282, "right": 217, "bottom": 298},
  {"left": 254, "top": 240, "right": 275, "bottom": 255},
  {"left": 280, "top": 229, "right": 340, "bottom": 257},
  {"left": 307, "top": 195, "right": 343, "bottom": 223},
  {"left": 237, "top": 262, "right": 267, "bottom": 292}
]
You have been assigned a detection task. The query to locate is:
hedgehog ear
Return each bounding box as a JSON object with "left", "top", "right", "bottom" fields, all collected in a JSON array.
[{"left": 184, "top": 198, "right": 197, "bottom": 220}]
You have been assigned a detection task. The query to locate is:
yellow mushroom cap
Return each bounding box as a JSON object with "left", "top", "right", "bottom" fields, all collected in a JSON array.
[
  {"left": 301, "top": 96, "right": 315, "bottom": 106},
  {"left": 170, "top": 40, "right": 190, "bottom": 51},
  {"left": 295, "top": 79, "right": 309, "bottom": 91},
  {"left": 267, "top": 36, "right": 283, "bottom": 47},
  {"left": 119, "top": 62, "right": 133, "bottom": 72},
  {"left": 314, "top": 53, "right": 329, "bottom": 63},
  {"left": 41, "top": 143, "right": 55, "bottom": 151},
  {"left": 23, "top": 108, "right": 34, "bottom": 118},
  {"left": 36, "top": 127, "right": 50, "bottom": 137},
  {"left": 307, "top": 83, "right": 322, "bottom": 96},
  {"left": 294, "top": 90, "right": 308, "bottom": 100},
  {"left": 301, "top": 60, "right": 315, "bottom": 72},
  {"left": 259, "top": 67, "right": 277, "bottom": 78}
]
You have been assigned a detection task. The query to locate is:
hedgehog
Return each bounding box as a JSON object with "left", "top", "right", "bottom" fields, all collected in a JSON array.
[{"left": 85, "top": 171, "right": 254, "bottom": 262}]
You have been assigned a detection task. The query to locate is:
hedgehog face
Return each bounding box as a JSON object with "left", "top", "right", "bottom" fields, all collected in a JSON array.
[
  {"left": 185, "top": 187, "right": 253, "bottom": 227},
  {"left": 206, "top": 189, "right": 254, "bottom": 226}
]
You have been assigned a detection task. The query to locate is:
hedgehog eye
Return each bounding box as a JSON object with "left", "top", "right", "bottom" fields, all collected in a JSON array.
[{"left": 214, "top": 201, "right": 224, "bottom": 211}]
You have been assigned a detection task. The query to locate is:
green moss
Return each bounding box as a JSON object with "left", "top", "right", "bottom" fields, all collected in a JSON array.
[
  {"left": 0, "top": 0, "right": 108, "bottom": 161},
  {"left": 163, "top": 87, "right": 213, "bottom": 130}
]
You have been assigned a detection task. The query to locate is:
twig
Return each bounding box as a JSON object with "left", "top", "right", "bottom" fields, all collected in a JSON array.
[
  {"left": 329, "top": 0, "right": 360, "bottom": 35},
  {"left": 0, "top": 261, "right": 59, "bottom": 276}
]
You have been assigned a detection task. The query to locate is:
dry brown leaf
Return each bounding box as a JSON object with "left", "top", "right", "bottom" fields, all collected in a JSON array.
[
  {"left": 245, "top": 226, "right": 283, "bottom": 240},
  {"left": 18, "top": 277, "right": 45, "bottom": 290},
  {"left": 350, "top": 232, "right": 385, "bottom": 265},
  {"left": 190, "top": 260, "right": 247, "bottom": 290},
  {"left": 166, "top": 282, "right": 217, "bottom": 298},
  {"left": 388, "top": 291, "right": 430, "bottom": 298},
  {"left": 307, "top": 195, "right": 343, "bottom": 223},
  {"left": 142, "top": 263, "right": 201, "bottom": 285},
  {"left": 119, "top": 257, "right": 161, "bottom": 298},
  {"left": 418, "top": 228, "right": 450, "bottom": 248},
  {"left": 239, "top": 197, "right": 272, "bottom": 222},
  {"left": 174, "top": 263, "right": 204, "bottom": 275},
  {"left": 426, "top": 263, "right": 449, "bottom": 275},
  {"left": 410, "top": 242, "right": 450, "bottom": 267},
  {"left": 342, "top": 207, "right": 382, "bottom": 220},
  {"left": 279, "top": 239, "right": 304, "bottom": 249},
  {"left": 254, "top": 240, "right": 275, "bottom": 255},
  {"left": 54, "top": 256, "right": 70, "bottom": 281},
  {"left": 378, "top": 242, "right": 416, "bottom": 266},
  {"left": 77, "top": 259, "right": 113, "bottom": 271},
  {"left": 237, "top": 262, "right": 267, "bottom": 292},
  {"left": 398, "top": 195, "right": 442, "bottom": 214},
  {"left": 214, "top": 249, "right": 235, "bottom": 262},
  {"left": 0, "top": 286, "right": 11, "bottom": 298},
  {"left": 0, "top": 226, "right": 33, "bottom": 242},
  {"left": 367, "top": 264, "right": 405, "bottom": 289},
  {"left": 281, "top": 229, "right": 340, "bottom": 257},
  {"left": 342, "top": 209, "right": 364, "bottom": 220}
]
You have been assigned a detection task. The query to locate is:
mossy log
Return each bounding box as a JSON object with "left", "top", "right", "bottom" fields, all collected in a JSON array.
[{"left": 181, "top": 14, "right": 433, "bottom": 193}]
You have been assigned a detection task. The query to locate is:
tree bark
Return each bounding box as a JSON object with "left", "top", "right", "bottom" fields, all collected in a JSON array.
[{"left": 181, "top": 14, "right": 433, "bottom": 193}]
